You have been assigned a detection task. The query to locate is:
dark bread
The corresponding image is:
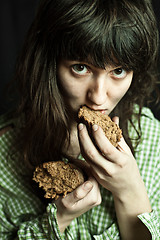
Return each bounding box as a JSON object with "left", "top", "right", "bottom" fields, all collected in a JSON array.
[
  {"left": 33, "top": 161, "right": 85, "bottom": 200},
  {"left": 78, "top": 106, "right": 122, "bottom": 147}
]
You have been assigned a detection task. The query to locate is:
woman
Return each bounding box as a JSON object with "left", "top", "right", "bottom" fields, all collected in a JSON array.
[{"left": 0, "top": 0, "right": 159, "bottom": 239}]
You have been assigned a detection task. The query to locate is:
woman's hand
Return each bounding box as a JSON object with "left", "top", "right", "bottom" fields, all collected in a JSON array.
[
  {"left": 78, "top": 120, "right": 144, "bottom": 200},
  {"left": 55, "top": 176, "right": 101, "bottom": 233},
  {"left": 78, "top": 116, "right": 149, "bottom": 202},
  {"left": 78, "top": 118, "right": 152, "bottom": 240}
]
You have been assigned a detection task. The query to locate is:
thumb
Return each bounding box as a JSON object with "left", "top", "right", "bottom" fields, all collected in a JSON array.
[{"left": 70, "top": 181, "right": 93, "bottom": 203}]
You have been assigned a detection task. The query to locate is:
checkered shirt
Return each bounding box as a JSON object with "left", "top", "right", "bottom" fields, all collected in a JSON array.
[{"left": 0, "top": 107, "right": 160, "bottom": 239}]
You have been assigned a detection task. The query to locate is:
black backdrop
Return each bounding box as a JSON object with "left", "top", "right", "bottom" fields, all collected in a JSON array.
[
  {"left": 0, "top": 0, "right": 39, "bottom": 114},
  {"left": 0, "top": 0, "right": 160, "bottom": 118}
]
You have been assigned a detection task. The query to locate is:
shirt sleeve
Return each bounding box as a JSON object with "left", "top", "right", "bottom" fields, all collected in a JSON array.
[
  {"left": 0, "top": 123, "right": 66, "bottom": 240},
  {"left": 17, "top": 204, "right": 65, "bottom": 240},
  {"left": 137, "top": 148, "right": 160, "bottom": 239},
  {"left": 93, "top": 223, "right": 120, "bottom": 239},
  {"left": 0, "top": 189, "right": 65, "bottom": 240},
  {"left": 137, "top": 162, "right": 160, "bottom": 239},
  {"left": 17, "top": 203, "right": 81, "bottom": 240},
  {"left": 131, "top": 107, "right": 160, "bottom": 239},
  {"left": 138, "top": 211, "right": 160, "bottom": 240}
]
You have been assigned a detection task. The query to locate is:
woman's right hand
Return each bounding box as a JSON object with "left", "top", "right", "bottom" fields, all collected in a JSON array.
[{"left": 55, "top": 176, "right": 101, "bottom": 233}]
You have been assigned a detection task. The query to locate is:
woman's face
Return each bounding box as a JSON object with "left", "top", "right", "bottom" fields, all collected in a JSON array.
[{"left": 57, "top": 59, "right": 133, "bottom": 121}]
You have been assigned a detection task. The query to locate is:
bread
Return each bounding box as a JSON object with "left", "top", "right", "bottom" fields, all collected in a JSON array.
[
  {"left": 33, "top": 161, "right": 85, "bottom": 200},
  {"left": 78, "top": 106, "right": 122, "bottom": 147}
]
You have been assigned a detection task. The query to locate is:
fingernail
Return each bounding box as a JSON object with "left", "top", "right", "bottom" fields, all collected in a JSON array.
[
  {"left": 83, "top": 182, "right": 93, "bottom": 191},
  {"left": 92, "top": 124, "right": 98, "bottom": 131},
  {"left": 78, "top": 123, "right": 84, "bottom": 131}
]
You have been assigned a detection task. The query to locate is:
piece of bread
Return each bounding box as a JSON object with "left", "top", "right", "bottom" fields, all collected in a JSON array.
[
  {"left": 33, "top": 161, "right": 85, "bottom": 200},
  {"left": 78, "top": 106, "right": 122, "bottom": 147}
]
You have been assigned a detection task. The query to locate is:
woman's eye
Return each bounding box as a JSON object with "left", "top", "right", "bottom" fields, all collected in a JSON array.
[
  {"left": 112, "top": 68, "right": 127, "bottom": 79},
  {"left": 72, "top": 64, "right": 89, "bottom": 75}
]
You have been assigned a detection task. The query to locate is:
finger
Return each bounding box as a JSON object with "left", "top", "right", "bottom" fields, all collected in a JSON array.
[
  {"left": 117, "top": 136, "right": 133, "bottom": 155},
  {"left": 92, "top": 124, "right": 132, "bottom": 158},
  {"left": 65, "top": 180, "right": 93, "bottom": 205},
  {"left": 81, "top": 177, "right": 101, "bottom": 206},
  {"left": 112, "top": 116, "right": 119, "bottom": 125},
  {"left": 67, "top": 177, "right": 101, "bottom": 208},
  {"left": 78, "top": 123, "right": 113, "bottom": 165},
  {"left": 111, "top": 116, "right": 132, "bottom": 154},
  {"left": 78, "top": 123, "right": 101, "bottom": 158},
  {"left": 91, "top": 124, "right": 121, "bottom": 162},
  {"left": 55, "top": 180, "right": 93, "bottom": 209}
]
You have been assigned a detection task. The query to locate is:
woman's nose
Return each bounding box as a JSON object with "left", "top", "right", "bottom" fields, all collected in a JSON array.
[{"left": 87, "top": 77, "right": 107, "bottom": 105}]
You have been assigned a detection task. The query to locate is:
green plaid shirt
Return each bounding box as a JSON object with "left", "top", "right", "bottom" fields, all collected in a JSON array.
[{"left": 0, "top": 107, "right": 160, "bottom": 240}]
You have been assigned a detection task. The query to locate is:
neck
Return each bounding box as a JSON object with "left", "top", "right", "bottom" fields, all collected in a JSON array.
[{"left": 62, "top": 123, "right": 81, "bottom": 159}]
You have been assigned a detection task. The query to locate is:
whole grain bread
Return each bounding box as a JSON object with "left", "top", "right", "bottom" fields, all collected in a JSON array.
[
  {"left": 33, "top": 161, "right": 85, "bottom": 200},
  {"left": 78, "top": 106, "right": 122, "bottom": 147}
]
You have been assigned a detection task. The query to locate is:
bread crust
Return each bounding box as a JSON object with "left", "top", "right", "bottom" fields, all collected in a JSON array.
[
  {"left": 33, "top": 161, "right": 85, "bottom": 199},
  {"left": 78, "top": 106, "right": 122, "bottom": 147}
]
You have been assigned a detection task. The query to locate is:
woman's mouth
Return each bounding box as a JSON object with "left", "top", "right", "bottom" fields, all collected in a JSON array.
[{"left": 82, "top": 105, "right": 108, "bottom": 115}]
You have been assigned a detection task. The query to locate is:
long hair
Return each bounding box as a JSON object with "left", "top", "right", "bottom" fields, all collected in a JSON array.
[{"left": 13, "top": 0, "right": 159, "bottom": 168}]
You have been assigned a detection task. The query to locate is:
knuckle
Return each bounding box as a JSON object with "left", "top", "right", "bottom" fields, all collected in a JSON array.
[
  {"left": 61, "top": 198, "right": 71, "bottom": 210},
  {"left": 95, "top": 195, "right": 102, "bottom": 205},
  {"left": 107, "top": 167, "right": 117, "bottom": 177},
  {"left": 90, "top": 194, "right": 102, "bottom": 206},
  {"left": 102, "top": 147, "right": 114, "bottom": 157},
  {"left": 117, "top": 157, "right": 128, "bottom": 168},
  {"left": 73, "top": 189, "right": 84, "bottom": 200},
  {"left": 96, "top": 173, "right": 105, "bottom": 183},
  {"left": 86, "top": 148, "right": 97, "bottom": 160},
  {"left": 97, "top": 196, "right": 102, "bottom": 205},
  {"left": 118, "top": 161, "right": 125, "bottom": 169},
  {"left": 89, "top": 198, "right": 97, "bottom": 206}
]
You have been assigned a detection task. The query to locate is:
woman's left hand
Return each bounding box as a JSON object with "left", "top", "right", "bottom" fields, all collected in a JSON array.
[
  {"left": 78, "top": 118, "right": 148, "bottom": 202},
  {"left": 78, "top": 117, "right": 152, "bottom": 240}
]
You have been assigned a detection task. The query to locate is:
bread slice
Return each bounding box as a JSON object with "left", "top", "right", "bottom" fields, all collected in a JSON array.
[
  {"left": 78, "top": 106, "right": 122, "bottom": 147},
  {"left": 33, "top": 161, "right": 85, "bottom": 200}
]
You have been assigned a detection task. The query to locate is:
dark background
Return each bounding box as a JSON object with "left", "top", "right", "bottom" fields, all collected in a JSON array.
[
  {"left": 0, "top": 0, "right": 160, "bottom": 118},
  {"left": 0, "top": 0, "right": 39, "bottom": 114}
]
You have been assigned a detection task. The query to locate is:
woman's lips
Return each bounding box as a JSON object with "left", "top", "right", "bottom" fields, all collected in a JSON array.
[{"left": 84, "top": 105, "right": 108, "bottom": 114}]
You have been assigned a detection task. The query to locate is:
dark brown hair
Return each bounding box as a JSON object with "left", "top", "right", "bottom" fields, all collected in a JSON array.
[{"left": 13, "top": 0, "right": 159, "bottom": 168}]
